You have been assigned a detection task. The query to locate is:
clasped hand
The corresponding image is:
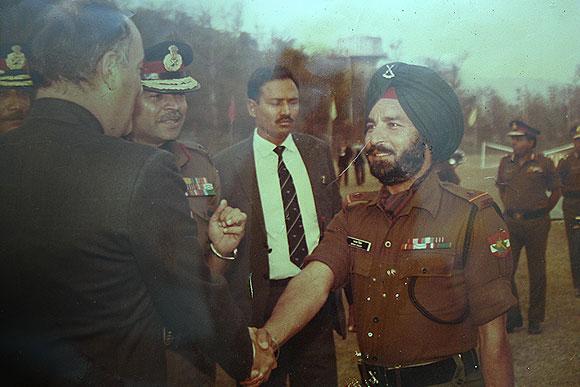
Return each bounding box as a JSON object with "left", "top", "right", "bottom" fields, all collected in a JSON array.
[{"left": 240, "top": 327, "right": 278, "bottom": 386}]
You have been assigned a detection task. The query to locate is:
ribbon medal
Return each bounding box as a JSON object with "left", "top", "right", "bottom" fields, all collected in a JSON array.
[
  {"left": 183, "top": 177, "right": 216, "bottom": 197},
  {"left": 401, "top": 236, "right": 451, "bottom": 250}
]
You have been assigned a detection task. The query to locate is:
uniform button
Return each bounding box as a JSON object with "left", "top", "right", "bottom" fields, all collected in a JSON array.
[
  {"left": 366, "top": 296, "right": 371, "bottom": 301},
  {"left": 367, "top": 332, "right": 373, "bottom": 337},
  {"left": 373, "top": 317, "right": 379, "bottom": 323},
  {"left": 395, "top": 293, "right": 400, "bottom": 299},
  {"left": 371, "top": 277, "right": 377, "bottom": 282},
  {"left": 384, "top": 241, "right": 392, "bottom": 248},
  {"left": 421, "top": 267, "right": 428, "bottom": 274},
  {"left": 382, "top": 293, "right": 387, "bottom": 298}
]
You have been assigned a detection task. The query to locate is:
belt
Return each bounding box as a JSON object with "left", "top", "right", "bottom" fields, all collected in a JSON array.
[
  {"left": 564, "top": 191, "right": 580, "bottom": 199},
  {"left": 358, "top": 349, "right": 478, "bottom": 387},
  {"left": 506, "top": 208, "right": 548, "bottom": 220}
]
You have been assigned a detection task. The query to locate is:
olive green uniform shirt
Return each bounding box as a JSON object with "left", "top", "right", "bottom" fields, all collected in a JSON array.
[
  {"left": 305, "top": 171, "right": 515, "bottom": 367},
  {"left": 496, "top": 152, "right": 559, "bottom": 211},
  {"left": 162, "top": 140, "right": 220, "bottom": 253}
]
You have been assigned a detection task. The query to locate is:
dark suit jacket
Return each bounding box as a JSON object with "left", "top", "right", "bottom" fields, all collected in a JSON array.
[
  {"left": 0, "top": 99, "right": 252, "bottom": 385},
  {"left": 214, "top": 132, "right": 346, "bottom": 336}
]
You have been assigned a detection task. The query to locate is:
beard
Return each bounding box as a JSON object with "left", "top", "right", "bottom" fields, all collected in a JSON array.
[{"left": 367, "top": 137, "right": 426, "bottom": 186}]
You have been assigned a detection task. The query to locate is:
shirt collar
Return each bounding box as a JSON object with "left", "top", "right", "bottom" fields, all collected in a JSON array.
[
  {"left": 367, "top": 170, "right": 441, "bottom": 218},
  {"left": 253, "top": 128, "right": 297, "bottom": 159},
  {"left": 511, "top": 151, "right": 536, "bottom": 162}
]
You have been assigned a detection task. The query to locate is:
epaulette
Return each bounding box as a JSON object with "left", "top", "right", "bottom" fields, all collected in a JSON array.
[
  {"left": 178, "top": 140, "right": 210, "bottom": 157},
  {"left": 342, "top": 191, "right": 377, "bottom": 210},
  {"left": 441, "top": 183, "right": 496, "bottom": 210}
]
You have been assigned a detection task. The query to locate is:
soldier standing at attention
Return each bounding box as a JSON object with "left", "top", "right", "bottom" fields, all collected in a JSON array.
[
  {"left": 557, "top": 124, "right": 580, "bottom": 298},
  {"left": 259, "top": 62, "right": 516, "bottom": 387},
  {"left": 497, "top": 120, "right": 561, "bottom": 334},
  {"left": 128, "top": 40, "right": 247, "bottom": 386}
]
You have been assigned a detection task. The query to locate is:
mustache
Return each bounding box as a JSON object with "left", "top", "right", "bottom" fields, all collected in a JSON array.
[
  {"left": 159, "top": 110, "right": 184, "bottom": 122},
  {"left": 366, "top": 143, "right": 395, "bottom": 156},
  {"left": 275, "top": 115, "right": 294, "bottom": 124}
]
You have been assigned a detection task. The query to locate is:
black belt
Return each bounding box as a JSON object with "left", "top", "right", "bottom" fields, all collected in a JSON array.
[
  {"left": 564, "top": 191, "right": 580, "bottom": 199},
  {"left": 358, "top": 349, "right": 478, "bottom": 387},
  {"left": 506, "top": 208, "right": 548, "bottom": 220}
]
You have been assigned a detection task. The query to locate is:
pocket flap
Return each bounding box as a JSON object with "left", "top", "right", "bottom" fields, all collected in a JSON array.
[{"left": 398, "top": 254, "right": 454, "bottom": 278}]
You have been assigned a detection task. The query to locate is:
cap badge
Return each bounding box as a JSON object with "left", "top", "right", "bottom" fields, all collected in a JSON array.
[
  {"left": 381, "top": 64, "right": 395, "bottom": 79},
  {"left": 511, "top": 122, "right": 518, "bottom": 130},
  {"left": 163, "top": 45, "right": 183, "bottom": 72},
  {"left": 6, "top": 45, "right": 26, "bottom": 70}
]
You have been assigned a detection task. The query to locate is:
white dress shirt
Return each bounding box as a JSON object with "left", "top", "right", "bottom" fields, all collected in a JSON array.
[{"left": 253, "top": 129, "right": 320, "bottom": 279}]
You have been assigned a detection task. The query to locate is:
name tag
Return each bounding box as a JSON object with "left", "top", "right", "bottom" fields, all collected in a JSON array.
[{"left": 347, "top": 236, "right": 371, "bottom": 252}]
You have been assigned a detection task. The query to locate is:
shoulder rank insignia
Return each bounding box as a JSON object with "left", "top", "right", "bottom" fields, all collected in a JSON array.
[
  {"left": 342, "top": 191, "right": 376, "bottom": 210},
  {"left": 487, "top": 229, "right": 511, "bottom": 257},
  {"left": 401, "top": 237, "right": 451, "bottom": 250},
  {"left": 183, "top": 177, "right": 216, "bottom": 197}
]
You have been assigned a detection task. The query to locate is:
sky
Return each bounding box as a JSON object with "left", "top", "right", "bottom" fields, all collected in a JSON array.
[{"left": 130, "top": 0, "right": 580, "bottom": 101}]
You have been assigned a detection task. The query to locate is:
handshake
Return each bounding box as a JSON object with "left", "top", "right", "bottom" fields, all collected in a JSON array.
[{"left": 241, "top": 327, "right": 279, "bottom": 386}]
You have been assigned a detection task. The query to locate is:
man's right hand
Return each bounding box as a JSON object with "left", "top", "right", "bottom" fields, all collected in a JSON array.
[{"left": 240, "top": 327, "right": 277, "bottom": 386}]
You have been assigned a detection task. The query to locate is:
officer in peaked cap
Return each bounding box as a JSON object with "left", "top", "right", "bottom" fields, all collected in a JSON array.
[
  {"left": 128, "top": 40, "right": 247, "bottom": 386},
  {"left": 497, "top": 119, "right": 561, "bottom": 334},
  {"left": 506, "top": 120, "right": 541, "bottom": 138},
  {"left": 0, "top": 44, "right": 34, "bottom": 134},
  {"left": 139, "top": 40, "right": 200, "bottom": 93},
  {"left": 557, "top": 123, "right": 580, "bottom": 298}
]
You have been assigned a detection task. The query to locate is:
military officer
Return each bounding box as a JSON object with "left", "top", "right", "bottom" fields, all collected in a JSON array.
[
  {"left": 0, "top": 43, "right": 34, "bottom": 134},
  {"left": 557, "top": 124, "right": 580, "bottom": 297},
  {"left": 496, "top": 120, "right": 561, "bottom": 334},
  {"left": 128, "top": 40, "right": 246, "bottom": 387},
  {"left": 259, "top": 62, "right": 516, "bottom": 386}
]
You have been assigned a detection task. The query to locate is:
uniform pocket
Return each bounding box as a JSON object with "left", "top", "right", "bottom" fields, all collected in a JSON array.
[{"left": 399, "top": 251, "right": 469, "bottom": 323}]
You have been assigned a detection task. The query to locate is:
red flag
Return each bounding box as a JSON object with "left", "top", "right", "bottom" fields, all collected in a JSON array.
[{"left": 228, "top": 96, "right": 236, "bottom": 125}]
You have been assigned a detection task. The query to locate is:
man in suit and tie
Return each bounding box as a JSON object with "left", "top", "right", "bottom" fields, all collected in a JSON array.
[
  {"left": 0, "top": 1, "right": 275, "bottom": 385},
  {"left": 214, "top": 65, "right": 344, "bottom": 386}
]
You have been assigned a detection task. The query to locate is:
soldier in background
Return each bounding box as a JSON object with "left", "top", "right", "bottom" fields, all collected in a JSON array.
[
  {"left": 557, "top": 124, "right": 580, "bottom": 298},
  {"left": 0, "top": 43, "right": 34, "bottom": 134},
  {"left": 497, "top": 120, "right": 561, "bottom": 334},
  {"left": 338, "top": 140, "right": 353, "bottom": 186},
  {"left": 128, "top": 40, "right": 247, "bottom": 386},
  {"left": 352, "top": 141, "right": 367, "bottom": 185}
]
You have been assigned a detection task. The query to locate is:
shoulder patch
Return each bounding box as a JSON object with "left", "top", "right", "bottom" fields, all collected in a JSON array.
[{"left": 342, "top": 191, "right": 377, "bottom": 210}]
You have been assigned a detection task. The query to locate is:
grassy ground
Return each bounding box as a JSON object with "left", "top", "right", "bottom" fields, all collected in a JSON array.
[{"left": 217, "top": 154, "right": 580, "bottom": 386}]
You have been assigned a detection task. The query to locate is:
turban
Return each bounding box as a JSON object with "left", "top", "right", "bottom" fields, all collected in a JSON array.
[{"left": 365, "top": 62, "right": 464, "bottom": 162}]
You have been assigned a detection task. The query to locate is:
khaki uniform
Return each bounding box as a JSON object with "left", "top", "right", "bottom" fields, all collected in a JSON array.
[
  {"left": 557, "top": 151, "right": 580, "bottom": 291},
  {"left": 306, "top": 172, "right": 515, "bottom": 384},
  {"left": 161, "top": 140, "right": 220, "bottom": 387},
  {"left": 496, "top": 152, "right": 559, "bottom": 324}
]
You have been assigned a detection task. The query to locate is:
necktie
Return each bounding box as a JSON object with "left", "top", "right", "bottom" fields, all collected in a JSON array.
[{"left": 274, "top": 146, "right": 308, "bottom": 268}]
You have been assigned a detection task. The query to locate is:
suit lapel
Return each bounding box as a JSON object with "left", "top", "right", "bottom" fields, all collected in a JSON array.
[{"left": 294, "top": 134, "right": 323, "bottom": 216}]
